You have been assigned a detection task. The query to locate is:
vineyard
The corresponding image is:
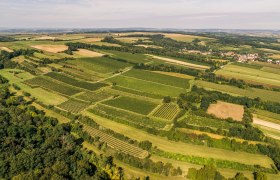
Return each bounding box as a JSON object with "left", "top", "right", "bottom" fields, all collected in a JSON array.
[
  {"left": 102, "top": 96, "right": 158, "bottom": 115},
  {"left": 152, "top": 103, "right": 180, "bottom": 120},
  {"left": 57, "top": 99, "right": 90, "bottom": 113},
  {"left": 88, "top": 104, "right": 167, "bottom": 129},
  {"left": 24, "top": 76, "right": 82, "bottom": 96},
  {"left": 76, "top": 90, "right": 114, "bottom": 103},
  {"left": 45, "top": 72, "right": 108, "bottom": 91},
  {"left": 83, "top": 124, "right": 149, "bottom": 159}
]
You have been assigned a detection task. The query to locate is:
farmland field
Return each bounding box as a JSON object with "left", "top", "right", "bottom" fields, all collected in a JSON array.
[
  {"left": 88, "top": 104, "right": 167, "bottom": 129},
  {"left": 152, "top": 103, "right": 180, "bottom": 120},
  {"left": 2, "top": 30, "right": 280, "bottom": 179},
  {"left": 24, "top": 76, "right": 82, "bottom": 96},
  {"left": 31, "top": 45, "right": 68, "bottom": 53},
  {"left": 207, "top": 101, "right": 244, "bottom": 121},
  {"left": 57, "top": 98, "right": 90, "bottom": 113},
  {"left": 163, "top": 33, "right": 212, "bottom": 42},
  {"left": 83, "top": 124, "right": 149, "bottom": 159},
  {"left": 123, "top": 69, "right": 190, "bottom": 89},
  {"left": 73, "top": 49, "right": 104, "bottom": 57},
  {"left": 102, "top": 96, "right": 158, "bottom": 115},
  {"left": 107, "top": 75, "right": 186, "bottom": 97},
  {"left": 216, "top": 64, "right": 280, "bottom": 87},
  {"left": 68, "top": 57, "right": 131, "bottom": 74},
  {"left": 195, "top": 80, "right": 280, "bottom": 102},
  {"left": 45, "top": 72, "right": 108, "bottom": 91},
  {"left": 76, "top": 90, "right": 113, "bottom": 103}
]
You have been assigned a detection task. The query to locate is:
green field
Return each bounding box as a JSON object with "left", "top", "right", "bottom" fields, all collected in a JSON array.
[
  {"left": 24, "top": 76, "right": 82, "bottom": 96},
  {"left": 68, "top": 57, "right": 131, "bottom": 74},
  {"left": 45, "top": 72, "right": 108, "bottom": 91},
  {"left": 195, "top": 80, "right": 280, "bottom": 102},
  {"left": 102, "top": 96, "right": 158, "bottom": 115},
  {"left": 216, "top": 64, "right": 280, "bottom": 87},
  {"left": 104, "top": 50, "right": 151, "bottom": 64},
  {"left": 107, "top": 75, "right": 187, "bottom": 97},
  {"left": 123, "top": 69, "right": 190, "bottom": 89}
]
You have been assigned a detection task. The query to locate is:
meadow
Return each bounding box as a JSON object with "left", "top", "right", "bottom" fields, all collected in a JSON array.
[
  {"left": 216, "top": 64, "right": 280, "bottom": 88},
  {"left": 195, "top": 80, "right": 280, "bottom": 103}
]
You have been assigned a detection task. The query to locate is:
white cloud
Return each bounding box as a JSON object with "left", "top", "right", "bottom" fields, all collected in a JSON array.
[{"left": 0, "top": 0, "right": 279, "bottom": 29}]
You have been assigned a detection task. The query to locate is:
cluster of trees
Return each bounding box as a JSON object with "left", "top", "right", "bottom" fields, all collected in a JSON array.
[
  {"left": 0, "top": 49, "right": 37, "bottom": 69},
  {"left": 0, "top": 36, "right": 16, "bottom": 42},
  {"left": 187, "top": 165, "right": 267, "bottom": 180},
  {"left": 115, "top": 152, "right": 182, "bottom": 176},
  {"left": 185, "top": 86, "right": 280, "bottom": 114},
  {"left": 0, "top": 83, "right": 116, "bottom": 179}
]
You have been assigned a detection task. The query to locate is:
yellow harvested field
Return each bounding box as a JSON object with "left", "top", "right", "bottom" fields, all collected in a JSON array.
[
  {"left": 154, "top": 71, "right": 194, "bottom": 79},
  {"left": 269, "top": 54, "right": 280, "bottom": 59},
  {"left": 74, "top": 49, "right": 104, "bottom": 57},
  {"left": 0, "top": 47, "right": 13, "bottom": 52},
  {"left": 31, "top": 45, "right": 68, "bottom": 53},
  {"left": 164, "top": 33, "right": 211, "bottom": 42},
  {"left": 11, "top": 56, "right": 25, "bottom": 63},
  {"left": 135, "top": 44, "right": 162, "bottom": 49},
  {"left": 148, "top": 55, "right": 210, "bottom": 70},
  {"left": 207, "top": 101, "right": 244, "bottom": 121},
  {"left": 34, "top": 36, "right": 56, "bottom": 40}
]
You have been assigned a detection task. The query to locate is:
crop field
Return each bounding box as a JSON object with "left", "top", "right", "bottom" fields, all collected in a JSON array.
[
  {"left": 216, "top": 64, "right": 280, "bottom": 87},
  {"left": 102, "top": 96, "right": 158, "bottom": 115},
  {"left": 24, "top": 76, "right": 82, "bottom": 96},
  {"left": 0, "top": 46, "right": 13, "bottom": 52},
  {"left": 254, "top": 109, "right": 280, "bottom": 125},
  {"left": 83, "top": 124, "right": 149, "bottom": 159},
  {"left": 148, "top": 55, "right": 210, "bottom": 70},
  {"left": 89, "top": 104, "right": 167, "bottom": 129},
  {"left": 123, "top": 69, "right": 190, "bottom": 89},
  {"left": 163, "top": 33, "right": 212, "bottom": 42},
  {"left": 73, "top": 49, "right": 104, "bottom": 57},
  {"left": 31, "top": 45, "right": 68, "bottom": 53},
  {"left": 116, "top": 37, "right": 149, "bottom": 43},
  {"left": 45, "top": 72, "right": 108, "bottom": 91},
  {"left": 152, "top": 103, "right": 180, "bottom": 120},
  {"left": 57, "top": 98, "right": 90, "bottom": 113},
  {"left": 105, "top": 50, "right": 150, "bottom": 64},
  {"left": 107, "top": 75, "right": 186, "bottom": 97},
  {"left": 207, "top": 101, "right": 244, "bottom": 121},
  {"left": 195, "top": 80, "right": 280, "bottom": 103},
  {"left": 57, "top": 64, "right": 105, "bottom": 81},
  {"left": 153, "top": 71, "right": 195, "bottom": 79},
  {"left": 68, "top": 57, "right": 131, "bottom": 74},
  {"left": 111, "top": 86, "right": 163, "bottom": 99},
  {"left": 76, "top": 90, "right": 113, "bottom": 103}
]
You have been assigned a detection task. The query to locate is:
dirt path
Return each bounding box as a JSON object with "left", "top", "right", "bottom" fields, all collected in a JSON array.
[{"left": 253, "top": 117, "right": 280, "bottom": 131}]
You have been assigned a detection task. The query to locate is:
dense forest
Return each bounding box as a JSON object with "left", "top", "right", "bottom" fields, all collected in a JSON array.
[{"left": 0, "top": 78, "right": 121, "bottom": 179}]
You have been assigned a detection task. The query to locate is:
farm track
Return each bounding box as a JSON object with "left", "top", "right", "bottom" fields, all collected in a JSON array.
[
  {"left": 82, "top": 124, "right": 149, "bottom": 159},
  {"left": 253, "top": 117, "right": 280, "bottom": 131}
]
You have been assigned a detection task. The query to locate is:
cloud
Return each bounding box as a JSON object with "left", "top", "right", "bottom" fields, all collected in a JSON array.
[{"left": 0, "top": 0, "right": 280, "bottom": 29}]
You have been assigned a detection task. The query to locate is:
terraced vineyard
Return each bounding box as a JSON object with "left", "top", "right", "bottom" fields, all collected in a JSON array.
[
  {"left": 83, "top": 124, "right": 149, "bottom": 159},
  {"left": 24, "top": 76, "right": 82, "bottom": 96},
  {"left": 57, "top": 99, "right": 90, "bottom": 113},
  {"left": 152, "top": 103, "right": 180, "bottom": 120},
  {"left": 102, "top": 96, "right": 158, "bottom": 115},
  {"left": 88, "top": 104, "right": 167, "bottom": 129},
  {"left": 76, "top": 90, "right": 114, "bottom": 103},
  {"left": 45, "top": 72, "right": 108, "bottom": 91}
]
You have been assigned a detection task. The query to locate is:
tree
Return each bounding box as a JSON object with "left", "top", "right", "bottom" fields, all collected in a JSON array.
[{"left": 163, "top": 96, "right": 172, "bottom": 103}]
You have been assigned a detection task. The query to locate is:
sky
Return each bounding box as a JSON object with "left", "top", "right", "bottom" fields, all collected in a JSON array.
[{"left": 0, "top": 0, "right": 280, "bottom": 29}]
